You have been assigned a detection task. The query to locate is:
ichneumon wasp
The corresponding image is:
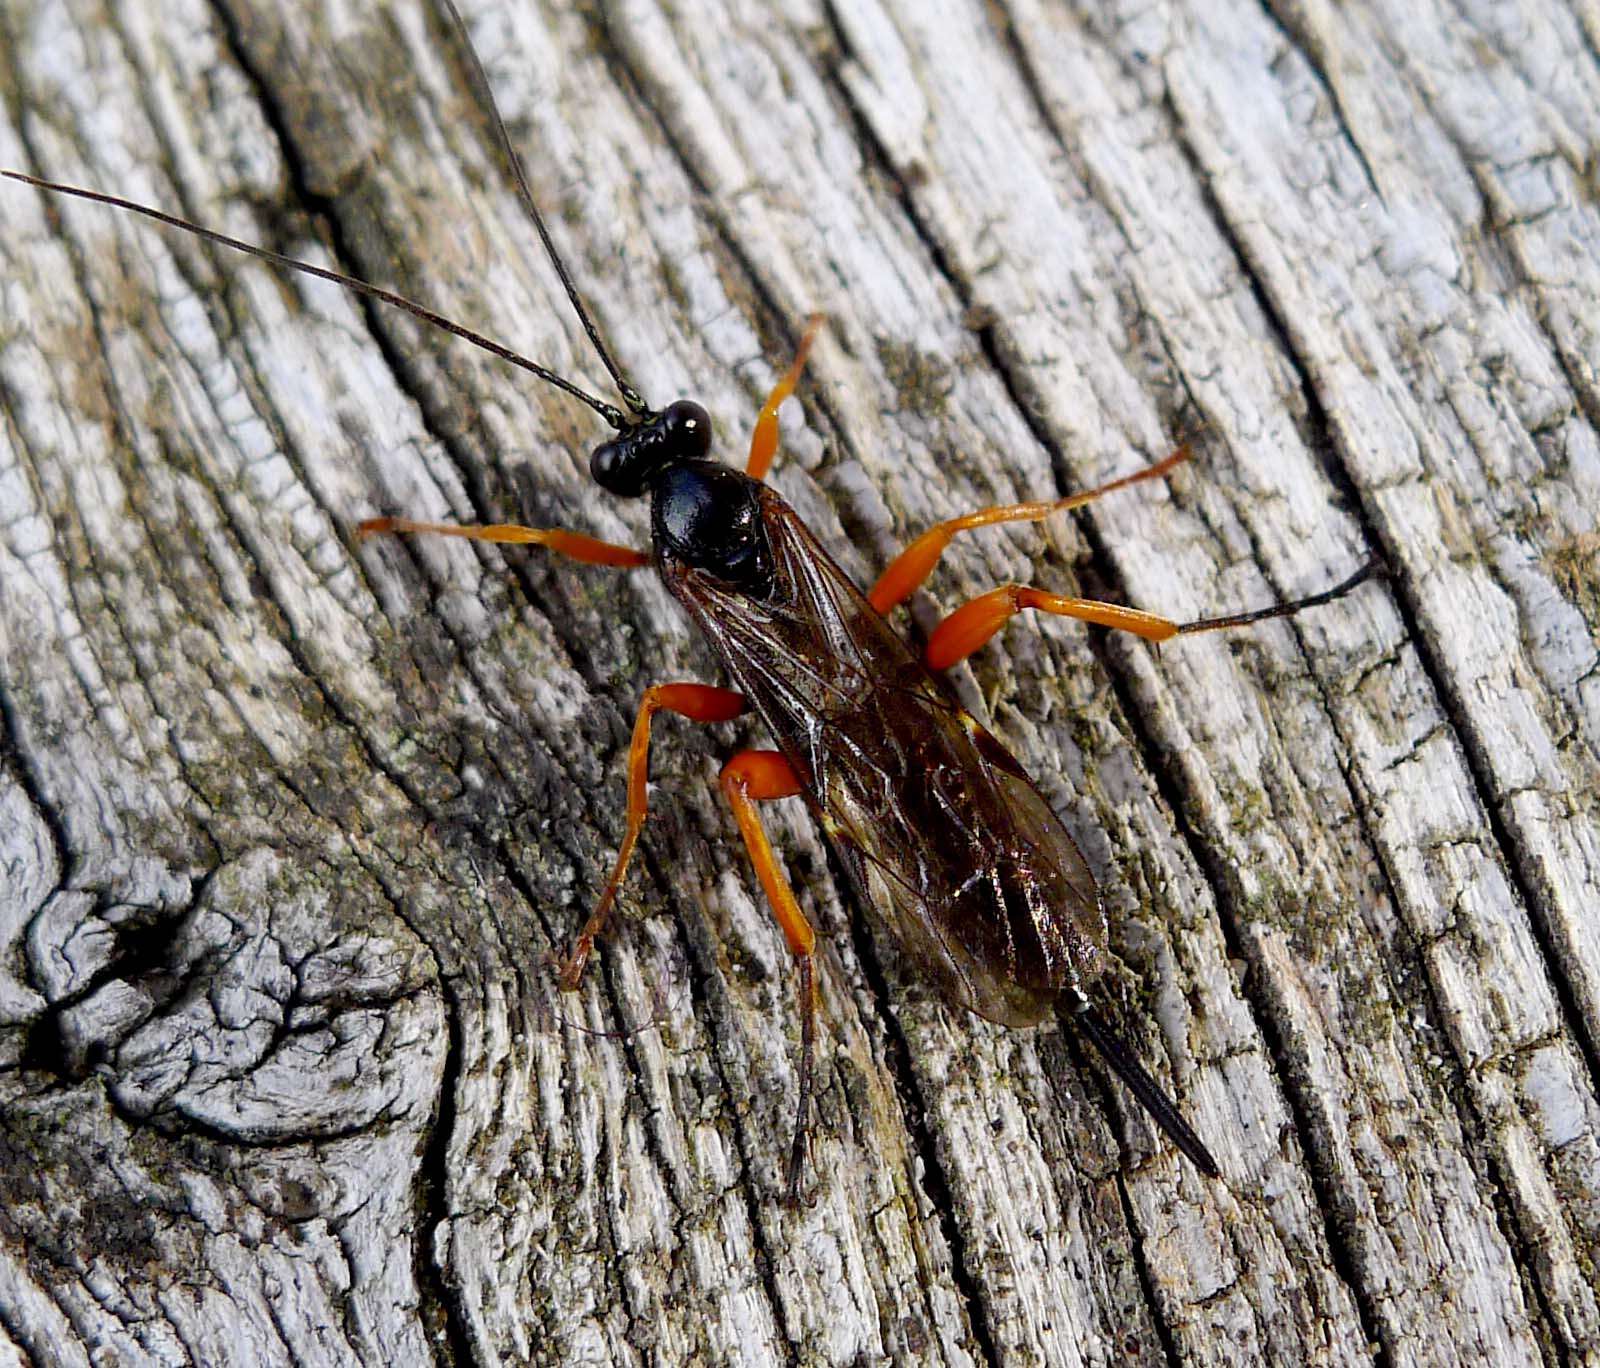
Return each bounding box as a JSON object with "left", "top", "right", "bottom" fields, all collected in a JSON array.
[{"left": 2, "top": 0, "right": 1376, "bottom": 1201}]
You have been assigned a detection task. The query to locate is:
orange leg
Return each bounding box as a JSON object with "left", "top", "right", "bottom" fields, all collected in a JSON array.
[
  {"left": 868, "top": 445, "right": 1192, "bottom": 614},
  {"left": 925, "top": 559, "right": 1379, "bottom": 671},
  {"left": 746, "top": 314, "right": 825, "bottom": 482},
  {"left": 719, "top": 749, "right": 817, "bottom": 1203},
  {"left": 557, "top": 683, "right": 748, "bottom": 989},
  {"left": 357, "top": 516, "right": 649, "bottom": 568}
]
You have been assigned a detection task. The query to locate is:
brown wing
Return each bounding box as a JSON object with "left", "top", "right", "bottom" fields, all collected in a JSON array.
[{"left": 661, "top": 485, "right": 1105, "bottom": 1027}]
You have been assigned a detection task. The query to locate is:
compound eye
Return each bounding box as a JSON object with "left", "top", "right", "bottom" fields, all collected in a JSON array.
[
  {"left": 662, "top": 400, "right": 712, "bottom": 460},
  {"left": 590, "top": 436, "right": 638, "bottom": 496},
  {"left": 591, "top": 433, "right": 656, "bottom": 498}
]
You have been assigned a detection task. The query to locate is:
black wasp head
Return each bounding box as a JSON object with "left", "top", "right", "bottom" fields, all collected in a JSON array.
[
  {"left": 652, "top": 460, "right": 773, "bottom": 597},
  {"left": 590, "top": 399, "right": 712, "bottom": 497}
]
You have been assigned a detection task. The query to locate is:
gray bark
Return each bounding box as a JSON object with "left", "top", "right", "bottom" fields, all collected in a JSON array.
[{"left": 1, "top": 0, "right": 1597, "bottom": 1364}]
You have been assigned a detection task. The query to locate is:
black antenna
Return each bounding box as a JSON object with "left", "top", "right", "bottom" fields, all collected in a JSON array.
[
  {"left": 439, "top": 0, "right": 651, "bottom": 420},
  {"left": 0, "top": 172, "right": 631, "bottom": 431}
]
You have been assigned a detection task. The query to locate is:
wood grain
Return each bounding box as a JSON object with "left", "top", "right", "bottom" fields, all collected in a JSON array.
[{"left": 1, "top": 0, "right": 1596, "bottom": 1363}]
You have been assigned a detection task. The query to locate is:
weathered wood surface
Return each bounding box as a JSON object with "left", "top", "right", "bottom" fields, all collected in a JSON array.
[{"left": 1, "top": 0, "right": 1597, "bottom": 1363}]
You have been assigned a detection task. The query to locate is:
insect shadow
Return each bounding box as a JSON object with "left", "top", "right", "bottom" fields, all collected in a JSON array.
[{"left": 2, "top": 0, "right": 1376, "bottom": 1203}]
